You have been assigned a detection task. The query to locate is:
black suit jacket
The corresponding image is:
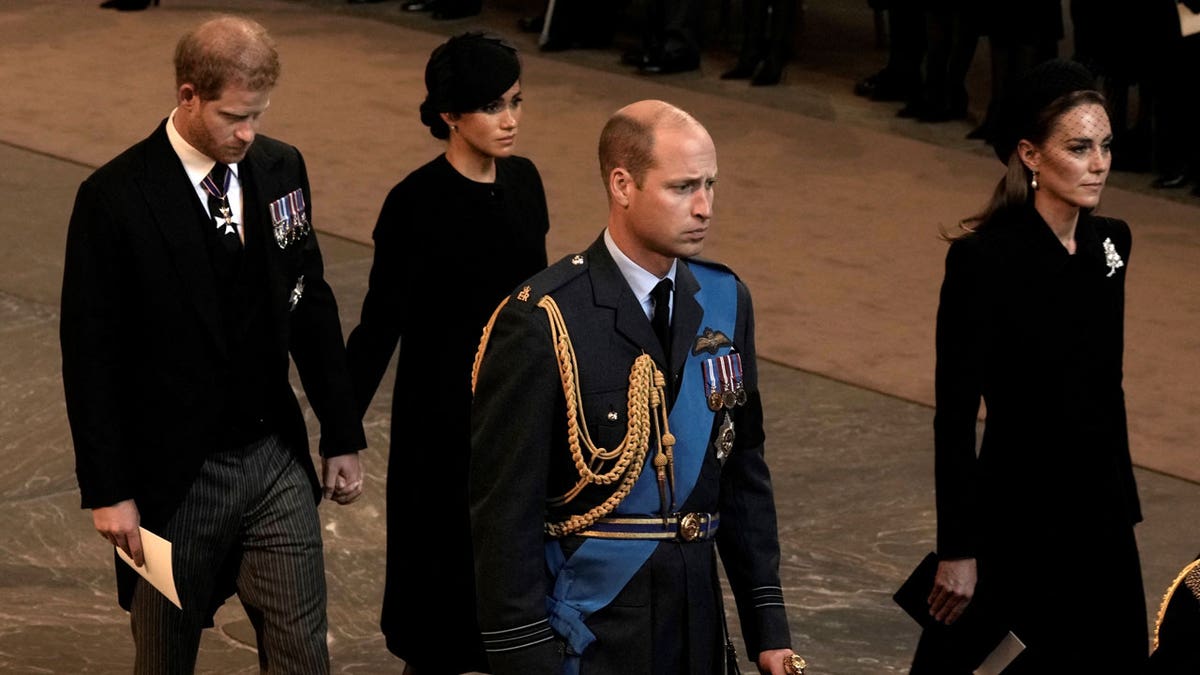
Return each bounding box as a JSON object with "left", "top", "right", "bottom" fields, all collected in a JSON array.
[
  {"left": 470, "top": 235, "right": 790, "bottom": 675},
  {"left": 61, "top": 120, "right": 365, "bottom": 548}
]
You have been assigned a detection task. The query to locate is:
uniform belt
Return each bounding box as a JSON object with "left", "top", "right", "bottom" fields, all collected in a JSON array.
[{"left": 575, "top": 512, "right": 720, "bottom": 542}]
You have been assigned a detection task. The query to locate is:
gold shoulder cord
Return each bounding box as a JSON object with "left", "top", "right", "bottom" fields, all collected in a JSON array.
[
  {"left": 471, "top": 296, "right": 510, "bottom": 393},
  {"left": 471, "top": 294, "right": 676, "bottom": 537},
  {"left": 1153, "top": 556, "right": 1200, "bottom": 650}
]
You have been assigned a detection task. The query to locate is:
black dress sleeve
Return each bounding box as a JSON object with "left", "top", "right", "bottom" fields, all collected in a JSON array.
[
  {"left": 345, "top": 181, "right": 417, "bottom": 416},
  {"left": 932, "top": 237, "right": 985, "bottom": 559}
]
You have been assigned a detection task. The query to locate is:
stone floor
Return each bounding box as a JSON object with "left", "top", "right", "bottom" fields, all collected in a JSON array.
[{"left": 2, "top": 1, "right": 1199, "bottom": 673}]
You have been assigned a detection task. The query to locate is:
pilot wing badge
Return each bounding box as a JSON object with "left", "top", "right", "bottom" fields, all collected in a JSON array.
[{"left": 692, "top": 327, "right": 732, "bottom": 356}]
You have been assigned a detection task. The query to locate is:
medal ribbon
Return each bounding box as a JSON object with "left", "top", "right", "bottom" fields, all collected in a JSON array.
[
  {"left": 270, "top": 189, "right": 308, "bottom": 224},
  {"left": 704, "top": 358, "right": 720, "bottom": 407},
  {"left": 200, "top": 163, "right": 231, "bottom": 202},
  {"left": 720, "top": 355, "right": 735, "bottom": 405}
]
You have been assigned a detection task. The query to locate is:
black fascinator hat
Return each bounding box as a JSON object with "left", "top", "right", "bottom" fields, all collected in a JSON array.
[
  {"left": 988, "top": 58, "right": 1099, "bottom": 163},
  {"left": 419, "top": 32, "right": 521, "bottom": 140}
]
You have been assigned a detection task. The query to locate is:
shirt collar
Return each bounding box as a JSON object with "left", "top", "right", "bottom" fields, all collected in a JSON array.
[
  {"left": 603, "top": 228, "right": 677, "bottom": 313},
  {"left": 165, "top": 108, "right": 241, "bottom": 187}
]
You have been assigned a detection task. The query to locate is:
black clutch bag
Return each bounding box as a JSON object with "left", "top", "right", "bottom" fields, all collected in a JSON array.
[
  {"left": 895, "top": 552, "right": 1017, "bottom": 672},
  {"left": 893, "top": 551, "right": 939, "bottom": 627}
]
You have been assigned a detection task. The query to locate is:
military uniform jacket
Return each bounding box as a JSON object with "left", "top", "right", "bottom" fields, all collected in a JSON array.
[
  {"left": 60, "top": 120, "right": 366, "bottom": 608},
  {"left": 1149, "top": 554, "right": 1200, "bottom": 674},
  {"left": 469, "top": 234, "right": 791, "bottom": 675}
]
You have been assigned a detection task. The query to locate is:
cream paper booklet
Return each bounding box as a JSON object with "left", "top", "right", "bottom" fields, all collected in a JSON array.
[
  {"left": 1181, "top": 3, "right": 1200, "bottom": 37},
  {"left": 116, "top": 527, "right": 181, "bottom": 610},
  {"left": 973, "top": 631, "right": 1025, "bottom": 675}
]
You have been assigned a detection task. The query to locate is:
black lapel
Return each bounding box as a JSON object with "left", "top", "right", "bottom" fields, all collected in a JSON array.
[
  {"left": 1015, "top": 205, "right": 1073, "bottom": 271},
  {"left": 141, "top": 121, "right": 226, "bottom": 355},
  {"left": 670, "top": 261, "right": 703, "bottom": 373},
  {"left": 238, "top": 141, "right": 290, "bottom": 351},
  {"left": 1073, "top": 212, "right": 1105, "bottom": 273},
  {"left": 585, "top": 237, "right": 664, "bottom": 362}
]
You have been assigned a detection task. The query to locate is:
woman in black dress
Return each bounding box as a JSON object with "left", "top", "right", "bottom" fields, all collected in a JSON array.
[
  {"left": 911, "top": 59, "right": 1147, "bottom": 673},
  {"left": 345, "top": 32, "right": 549, "bottom": 675}
]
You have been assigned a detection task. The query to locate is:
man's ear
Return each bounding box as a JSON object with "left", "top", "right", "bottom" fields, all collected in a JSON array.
[
  {"left": 609, "top": 168, "right": 633, "bottom": 207},
  {"left": 178, "top": 83, "right": 198, "bottom": 109}
]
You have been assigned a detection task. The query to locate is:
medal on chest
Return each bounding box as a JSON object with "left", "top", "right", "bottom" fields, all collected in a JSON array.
[{"left": 703, "top": 352, "right": 746, "bottom": 412}]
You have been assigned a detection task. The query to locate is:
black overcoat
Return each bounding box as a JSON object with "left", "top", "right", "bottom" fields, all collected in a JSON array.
[
  {"left": 919, "top": 206, "right": 1146, "bottom": 672},
  {"left": 345, "top": 153, "right": 549, "bottom": 672}
]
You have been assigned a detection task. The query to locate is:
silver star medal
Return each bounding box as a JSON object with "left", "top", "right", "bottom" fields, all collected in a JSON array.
[
  {"left": 716, "top": 411, "right": 735, "bottom": 461},
  {"left": 217, "top": 204, "right": 236, "bottom": 236}
]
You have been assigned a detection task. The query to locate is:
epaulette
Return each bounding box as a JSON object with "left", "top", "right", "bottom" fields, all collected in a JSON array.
[
  {"left": 506, "top": 250, "right": 591, "bottom": 312},
  {"left": 685, "top": 255, "right": 737, "bottom": 279}
]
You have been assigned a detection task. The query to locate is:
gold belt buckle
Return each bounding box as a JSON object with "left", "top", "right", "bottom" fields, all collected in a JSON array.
[{"left": 678, "top": 513, "right": 702, "bottom": 541}]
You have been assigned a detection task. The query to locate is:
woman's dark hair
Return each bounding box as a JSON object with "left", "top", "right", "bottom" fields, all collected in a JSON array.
[
  {"left": 945, "top": 89, "right": 1108, "bottom": 241},
  {"left": 418, "top": 32, "right": 521, "bottom": 140}
]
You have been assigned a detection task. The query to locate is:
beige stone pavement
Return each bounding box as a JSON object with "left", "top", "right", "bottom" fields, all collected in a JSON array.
[
  {"left": 2, "top": 1, "right": 1199, "bottom": 673},
  {"left": 4, "top": 0, "right": 1197, "bottom": 480}
]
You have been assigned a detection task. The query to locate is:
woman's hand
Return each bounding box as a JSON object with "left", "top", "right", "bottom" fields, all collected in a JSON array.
[{"left": 927, "top": 557, "right": 976, "bottom": 625}]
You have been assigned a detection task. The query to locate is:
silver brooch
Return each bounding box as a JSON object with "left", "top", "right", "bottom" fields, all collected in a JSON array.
[
  {"left": 1102, "top": 237, "right": 1124, "bottom": 277},
  {"left": 571, "top": 254, "right": 584, "bottom": 265},
  {"left": 288, "top": 274, "right": 305, "bottom": 311}
]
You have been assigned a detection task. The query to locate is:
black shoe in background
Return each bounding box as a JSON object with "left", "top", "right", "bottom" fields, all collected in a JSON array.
[
  {"left": 721, "top": 59, "right": 759, "bottom": 80},
  {"left": 401, "top": 0, "right": 436, "bottom": 10},
  {"left": 1153, "top": 173, "right": 1190, "bottom": 189},
  {"left": 433, "top": 7, "right": 479, "bottom": 19},
  {"left": 518, "top": 14, "right": 544, "bottom": 32},
  {"left": 622, "top": 46, "right": 653, "bottom": 67},
  {"left": 855, "top": 68, "right": 917, "bottom": 102},
  {"left": 100, "top": 0, "right": 153, "bottom": 9},
  {"left": 431, "top": 0, "right": 479, "bottom": 19},
  {"left": 896, "top": 101, "right": 923, "bottom": 118},
  {"left": 853, "top": 71, "right": 881, "bottom": 97},
  {"left": 750, "top": 58, "right": 784, "bottom": 86},
  {"left": 639, "top": 50, "right": 700, "bottom": 75},
  {"left": 917, "top": 98, "right": 968, "bottom": 123}
]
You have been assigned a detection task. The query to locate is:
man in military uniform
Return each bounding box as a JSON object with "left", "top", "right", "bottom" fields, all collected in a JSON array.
[
  {"left": 1149, "top": 552, "right": 1200, "bottom": 674},
  {"left": 469, "top": 99, "right": 806, "bottom": 675}
]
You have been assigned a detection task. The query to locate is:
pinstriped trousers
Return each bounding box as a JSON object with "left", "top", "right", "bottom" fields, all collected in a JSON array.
[{"left": 130, "top": 434, "right": 328, "bottom": 674}]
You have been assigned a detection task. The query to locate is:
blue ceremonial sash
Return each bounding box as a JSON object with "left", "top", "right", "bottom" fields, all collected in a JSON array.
[{"left": 544, "top": 264, "right": 737, "bottom": 674}]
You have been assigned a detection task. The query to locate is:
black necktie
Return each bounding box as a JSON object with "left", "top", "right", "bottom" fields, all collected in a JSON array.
[
  {"left": 202, "top": 162, "right": 241, "bottom": 253},
  {"left": 650, "top": 278, "right": 673, "bottom": 361}
]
